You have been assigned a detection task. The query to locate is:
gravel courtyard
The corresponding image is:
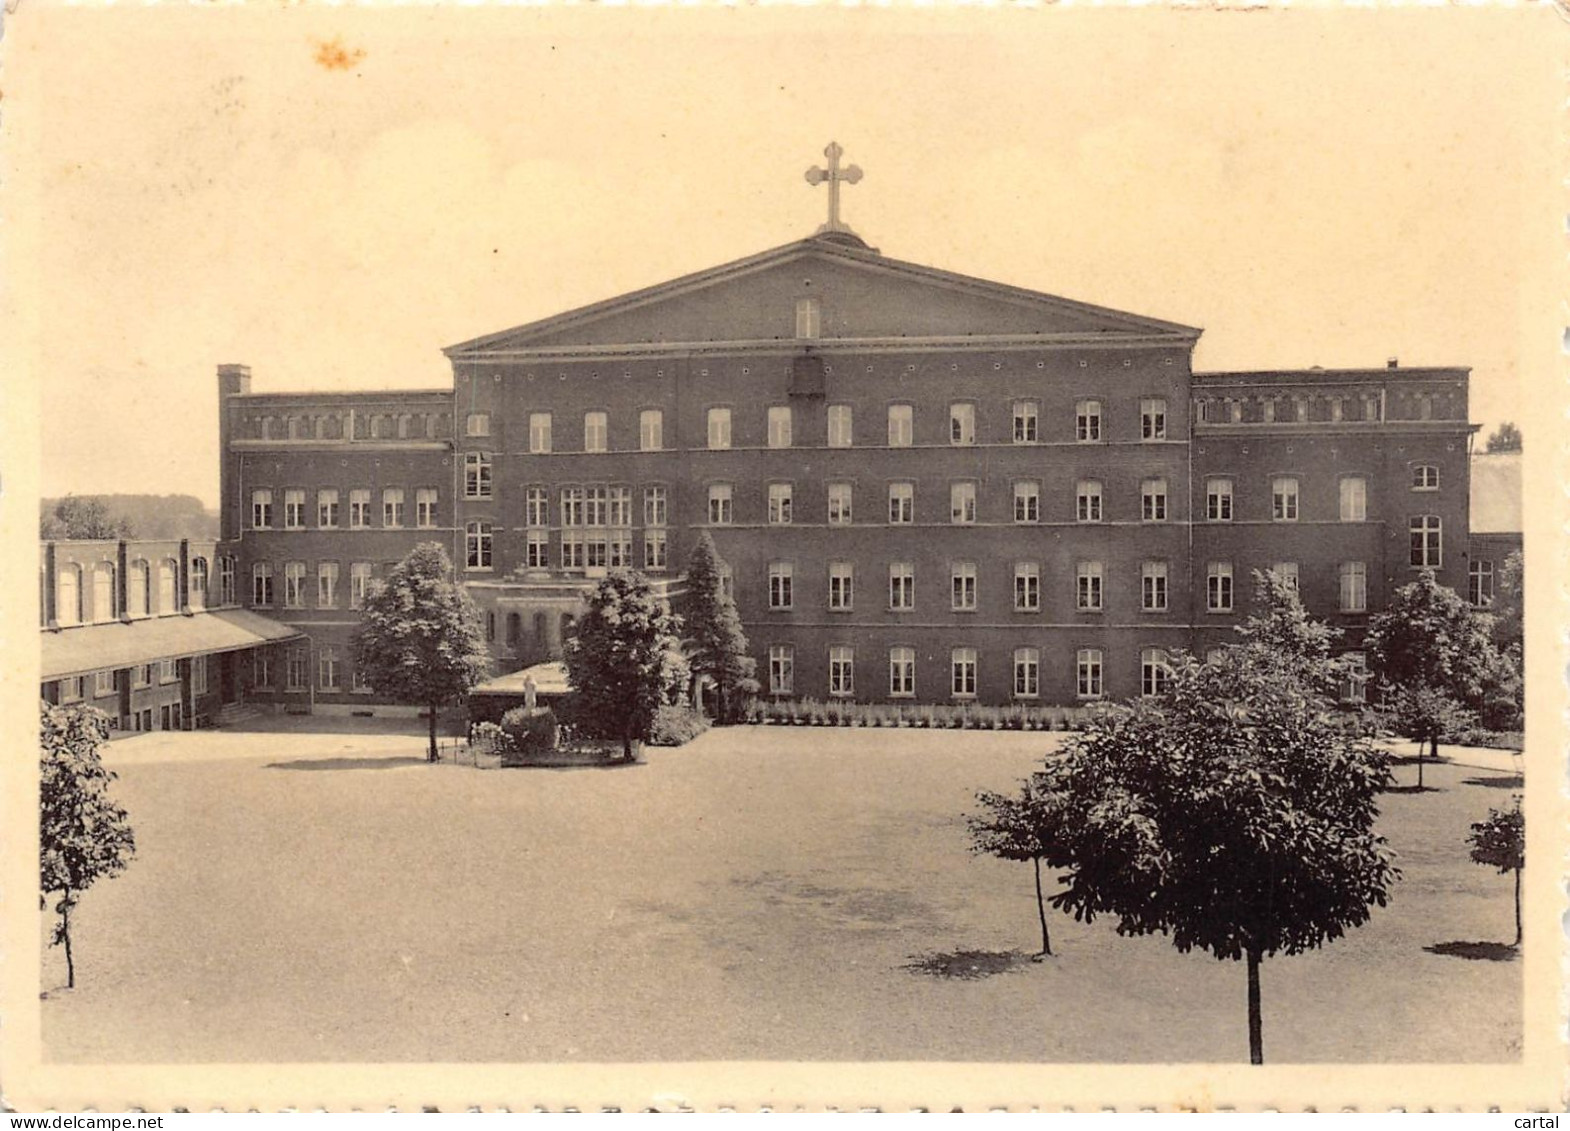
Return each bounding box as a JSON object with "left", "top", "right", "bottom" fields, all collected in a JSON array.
[{"left": 43, "top": 723, "right": 1523, "bottom": 1064}]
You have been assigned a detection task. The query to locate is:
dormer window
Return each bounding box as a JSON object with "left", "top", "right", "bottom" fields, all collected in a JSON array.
[{"left": 795, "top": 297, "right": 821, "bottom": 339}]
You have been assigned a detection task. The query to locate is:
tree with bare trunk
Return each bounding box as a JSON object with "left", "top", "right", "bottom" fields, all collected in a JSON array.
[{"left": 1468, "top": 803, "right": 1525, "bottom": 947}]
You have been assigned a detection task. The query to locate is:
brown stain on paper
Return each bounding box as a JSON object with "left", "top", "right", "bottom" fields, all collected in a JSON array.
[{"left": 312, "top": 37, "right": 366, "bottom": 72}]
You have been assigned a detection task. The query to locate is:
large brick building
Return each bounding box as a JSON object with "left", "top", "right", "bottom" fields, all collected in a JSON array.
[{"left": 185, "top": 219, "right": 1497, "bottom": 712}]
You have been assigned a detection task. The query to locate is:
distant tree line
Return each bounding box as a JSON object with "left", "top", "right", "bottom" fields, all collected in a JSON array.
[{"left": 41, "top": 494, "right": 218, "bottom": 541}]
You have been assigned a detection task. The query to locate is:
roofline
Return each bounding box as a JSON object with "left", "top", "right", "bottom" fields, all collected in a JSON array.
[
  {"left": 1194, "top": 367, "right": 1470, "bottom": 382},
  {"left": 230, "top": 388, "right": 454, "bottom": 401},
  {"left": 443, "top": 234, "right": 1202, "bottom": 357}
]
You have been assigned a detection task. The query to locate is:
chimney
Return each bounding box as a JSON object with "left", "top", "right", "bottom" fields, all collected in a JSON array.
[
  {"left": 1386, "top": 357, "right": 1399, "bottom": 370},
  {"left": 218, "top": 363, "right": 252, "bottom": 397}
]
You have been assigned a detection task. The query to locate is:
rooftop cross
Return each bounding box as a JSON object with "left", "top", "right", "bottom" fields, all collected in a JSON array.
[{"left": 804, "top": 141, "right": 863, "bottom": 235}]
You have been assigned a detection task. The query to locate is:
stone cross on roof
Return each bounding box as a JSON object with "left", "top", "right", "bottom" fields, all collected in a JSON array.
[{"left": 804, "top": 141, "right": 863, "bottom": 235}]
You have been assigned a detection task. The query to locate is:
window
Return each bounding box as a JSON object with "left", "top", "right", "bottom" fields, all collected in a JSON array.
[
  {"left": 317, "top": 561, "right": 339, "bottom": 607},
  {"left": 951, "top": 647, "right": 978, "bottom": 698},
  {"left": 349, "top": 489, "right": 370, "bottom": 529},
  {"left": 352, "top": 664, "right": 371, "bottom": 692},
  {"left": 1342, "top": 652, "right": 1370, "bottom": 704},
  {"left": 1338, "top": 476, "right": 1367, "bottom": 523},
  {"left": 466, "top": 412, "right": 490, "bottom": 438},
  {"left": 252, "top": 562, "right": 273, "bottom": 607},
  {"left": 767, "top": 406, "right": 792, "bottom": 449},
  {"left": 827, "top": 404, "right": 853, "bottom": 448},
  {"left": 528, "top": 530, "right": 553, "bottom": 570},
  {"left": 1207, "top": 562, "right": 1234, "bottom": 612},
  {"left": 524, "top": 488, "right": 548, "bottom": 530},
  {"left": 829, "top": 646, "right": 854, "bottom": 697},
  {"left": 1076, "top": 400, "right": 1102, "bottom": 442},
  {"left": 1141, "top": 648, "right": 1173, "bottom": 696},
  {"left": 950, "top": 482, "right": 977, "bottom": 525},
  {"left": 1412, "top": 465, "right": 1440, "bottom": 491},
  {"left": 1206, "top": 478, "right": 1234, "bottom": 522},
  {"left": 157, "top": 559, "right": 177, "bottom": 614},
  {"left": 1140, "top": 398, "right": 1167, "bottom": 441},
  {"left": 584, "top": 411, "right": 608, "bottom": 452},
  {"left": 287, "top": 650, "right": 308, "bottom": 692},
  {"left": 1013, "top": 481, "right": 1040, "bottom": 524},
  {"left": 466, "top": 521, "right": 493, "bottom": 569},
  {"left": 1013, "top": 648, "right": 1040, "bottom": 699},
  {"left": 707, "top": 484, "right": 733, "bottom": 525},
  {"left": 827, "top": 482, "right": 853, "bottom": 526},
  {"left": 318, "top": 489, "right": 340, "bottom": 528},
  {"left": 318, "top": 648, "right": 340, "bottom": 691},
  {"left": 464, "top": 452, "right": 492, "bottom": 499},
  {"left": 828, "top": 562, "right": 854, "bottom": 611},
  {"left": 411, "top": 488, "right": 437, "bottom": 529},
  {"left": 889, "top": 563, "right": 914, "bottom": 610},
  {"left": 1142, "top": 561, "right": 1168, "bottom": 611},
  {"left": 160, "top": 657, "right": 179, "bottom": 684},
  {"left": 951, "top": 562, "right": 978, "bottom": 611},
  {"left": 643, "top": 486, "right": 666, "bottom": 527},
  {"left": 1014, "top": 562, "right": 1040, "bottom": 612},
  {"left": 608, "top": 485, "right": 633, "bottom": 528},
  {"left": 350, "top": 562, "right": 373, "bottom": 609},
  {"left": 796, "top": 296, "right": 821, "bottom": 339},
  {"left": 888, "top": 482, "right": 914, "bottom": 524},
  {"left": 188, "top": 562, "right": 207, "bottom": 612},
  {"left": 56, "top": 565, "right": 81, "bottom": 626},
  {"left": 1272, "top": 562, "right": 1300, "bottom": 591},
  {"left": 889, "top": 647, "right": 916, "bottom": 697},
  {"left": 767, "top": 483, "right": 793, "bottom": 525},
  {"left": 250, "top": 653, "right": 269, "bottom": 689},
  {"left": 93, "top": 562, "right": 117, "bottom": 622},
  {"left": 1141, "top": 478, "right": 1168, "bottom": 522},
  {"left": 1076, "top": 561, "right": 1104, "bottom": 611},
  {"left": 707, "top": 407, "right": 731, "bottom": 450},
  {"left": 529, "top": 413, "right": 553, "bottom": 454},
  {"left": 1272, "top": 477, "right": 1299, "bottom": 522},
  {"left": 1076, "top": 480, "right": 1103, "bottom": 523},
  {"left": 561, "top": 486, "right": 586, "bottom": 527},
  {"left": 129, "top": 559, "right": 150, "bottom": 617},
  {"left": 95, "top": 669, "right": 116, "bottom": 697},
  {"left": 768, "top": 562, "right": 794, "bottom": 609},
  {"left": 769, "top": 645, "right": 794, "bottom": 694},
  {"left": 1338, "top": 561, "right": 1368, "bottom": 612},
  {"left": 719, "top": 567, "right": 733, "bottom": 602},
  {"left": 949, "top": 403, "right": 976, "bottom": 446},
  {"left": 218, "top": 557, "right": 235, "bottom": 606},
  {"left": 1410, "top": 515, "right": 1442, "bottom": 568},
  {"left": 1013, "top": 400, "right": 1039, "bottom": 443},
  {"left": 383, "top": 488, "right": 406, "bottom": 527},
  {"left": 134, "top": 662, "right": 153, "bottom": 689},
  {"left": 1469, "top": 560, "right": 1495, "bottom": 607},
  {"left": 284, "top": 561, "right": 306, "bottom": 608},
  {"left": 284, "top": 489, "right": 306, "bottom": 529},
  {"left": 888, "top": 404, "right": 913, "bottom": 447},
  {"left": 638, "top": 409, "right": 663, "bottom": 451},
  {"left": 643, "top": 530, "right": 667, "bottom": 570},
  {"left": 1076, "top": 649, "right": 1104, "bottom": 699},
  {"left": 60, "top": 676, "right": 85, "bottom": 703},
  {"left": 251, "top": 489, "right": 273, "bottom": 529}
]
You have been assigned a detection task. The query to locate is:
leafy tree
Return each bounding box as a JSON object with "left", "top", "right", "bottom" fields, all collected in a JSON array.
[
  {"left": 350, "top": 542, "right": 491, "bottom": 762},
  {"left": 1484, "top": 421, "right": 1522, "bottom": 452},
  {"left": 1040, "top": 645, "right": 1397, "bottom": 1065},
  {"left": 40, "top": 495, "right": 135, "bottom": 540},
  {"left": 681, "top": 532, "right": 758, "bottom": 723},
  {"left": 40, "top": 702, "right": 136, "bottom": 989},
  {"left": 1384, "top": 684, "right": 1475, "bottom": 789},
  {"left": 968, "top": 776, "right": 1071, "bottom": 957},
  {"left": 1490, "top": 550, "right": 1524, "bottom": 658},
  {"left": 1467, "top": 803, "right": 1524, "bottom": 947},
  {"left": 1365, "top": 569, "right": 1511, "bottom": 714},
  {"left": 563, "top": 570, "right": 689, "bottom": 760},
  {"left": 1233, "top": 567, "right": 1348, "bottom": 692}
]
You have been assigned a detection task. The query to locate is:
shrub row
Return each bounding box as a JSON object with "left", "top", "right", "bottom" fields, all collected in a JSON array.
[
  {"left": 646, "top": 705, "right": 709, "bottom": 747},
  {"left": 746, "top": 698, "right": 1092, "bottom": 731}
]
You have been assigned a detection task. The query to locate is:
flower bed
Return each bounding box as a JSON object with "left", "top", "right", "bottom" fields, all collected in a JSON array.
[{"left": 746, "top": 699, "right": 1089, "bottom": 731}]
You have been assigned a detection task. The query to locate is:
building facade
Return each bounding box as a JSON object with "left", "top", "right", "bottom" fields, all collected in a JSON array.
[{"left": 204, "top": 228, "right": 1493, "bottom": 711}]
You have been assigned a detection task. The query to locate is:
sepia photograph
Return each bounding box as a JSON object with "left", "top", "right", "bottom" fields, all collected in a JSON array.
[{"left": 2, "top": 1, "right": 1564, "bottom": 1112}]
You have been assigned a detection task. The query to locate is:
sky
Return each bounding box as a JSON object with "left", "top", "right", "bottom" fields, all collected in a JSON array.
[{"left": 9, "top": 4, "right": 1560, "bottom": 507}]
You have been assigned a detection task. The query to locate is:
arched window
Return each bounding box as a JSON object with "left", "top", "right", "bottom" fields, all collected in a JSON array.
[
  {"left": 129, "top": 560, "right": 150, "bottom": 617},
  {"left": 189, "top": 557, "right": 209, "bottom": 610},
  {"left": 533, "top": 612, "right": 547, "bottom": 646},
  {"left": 506, "top": 612, "right": 522, "bottom": 645},
  {"left": 560, "top": 613, "right": 575, "bottom": 642},
  {"left": 157, "top": 559, "right": 178, "bottom": 614},
  {"left": 93, "top": 561, "right": 117, "bottom": 622},
  {"left": 56, "top": 564, "right": 82, "bottom": 626}
]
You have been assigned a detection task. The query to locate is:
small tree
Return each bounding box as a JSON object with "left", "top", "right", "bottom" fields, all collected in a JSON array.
[
  {"left": 40, "top": 495, "right": 134, "bottom": 541},
  {"left": 1484, "top": 422, "right": 1522, "bottom": 452},
  {"left": 1468, "top": 803, "right": 1524, "bottom": 947},
  {"left": 351, "top": 542, "right": 491, "bottom": 762},
  {"left": 563, "top": 570, "right": 689, "bottom": 760},
  {"left": 681, "top": 532, "right": 758, "bottom": 723},
  {"left": 40, "top": 702, "right": 136, "bottom": 989},
  {"left": 1044, "top": 645, "right": 1397, "bottom": 1065},
  {"left": 968, "top": 775, "right": 1071, "bottom": 957},
  {"left": 1384, "top": 684, "right": 1475, "bottom": 789},
  {"left": 1366, "top": 569, "right": 1511, "bottom": 715}
]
